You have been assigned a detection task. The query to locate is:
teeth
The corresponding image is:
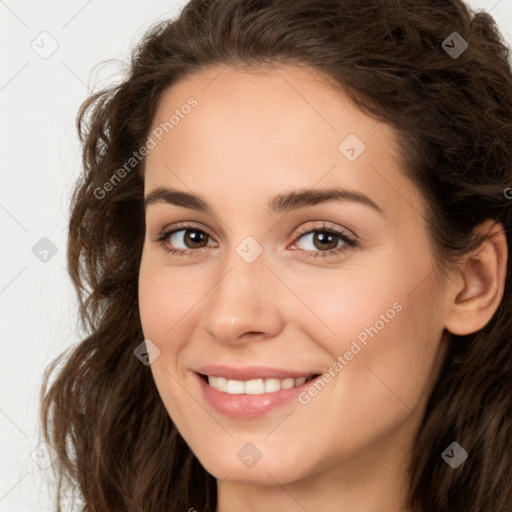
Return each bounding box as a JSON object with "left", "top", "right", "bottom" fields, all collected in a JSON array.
[
  {"left": 245, "top": 379, "right": 265, "bottom": 394},
  {"left": 264, "top": 378, "right": 281, "bottom": 393},
  {"left": 226, "top": 379, "right": 245, "bottom": 394},
  {"left": 294, "top": 376, "right": 306, "bottom": 386},
  {"left": 281, "top": 378, "right": 295, "bottom": 389},
  {"left": 207, "top": 375, "right": 312, "bottom": 394}
]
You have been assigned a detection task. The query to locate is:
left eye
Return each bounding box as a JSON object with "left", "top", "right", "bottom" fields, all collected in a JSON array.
[
  {"left": 289, "top": 226, "right": 357, "bottom": 259},
  {"left": 293, "top": 230, "right": 346, "bottom": 252}
]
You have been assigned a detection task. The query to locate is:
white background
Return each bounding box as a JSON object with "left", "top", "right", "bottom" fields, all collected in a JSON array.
[{"left": 1, "top": 1, "right": 511, "bottom": 510}]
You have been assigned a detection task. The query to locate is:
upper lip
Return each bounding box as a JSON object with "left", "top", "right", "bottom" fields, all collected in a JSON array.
[{"left": 195, "top": 364, "right": 320, "bottom": 381}]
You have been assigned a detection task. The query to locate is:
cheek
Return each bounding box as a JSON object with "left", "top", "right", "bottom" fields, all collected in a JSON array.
[
  {"left": 138, "top": 260, "right": 166, "bottom": 342},
  {"left": 138, "top": 250, "right": 202, "bottom": 344},
  {"left": 312, "top": 242, "right": 438, "bottom": 352},
  {"left": 296, "top": 260, "right": 407, "bottom": 354},
  {"left": 138, "top": 253, "right": 202, "bottom": 427},
  {"left": 301, "top": 251, "right": 444, "bottom": 415}
]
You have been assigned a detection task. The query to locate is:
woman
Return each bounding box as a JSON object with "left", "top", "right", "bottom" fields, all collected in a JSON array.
[{"left": 40, "top": 0, "right": 512, "bottom": 510}]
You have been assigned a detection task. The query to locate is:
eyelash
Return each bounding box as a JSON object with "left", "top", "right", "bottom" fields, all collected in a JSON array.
[{"left": 153, "top": 221, "right": 357, "bottom": 260}]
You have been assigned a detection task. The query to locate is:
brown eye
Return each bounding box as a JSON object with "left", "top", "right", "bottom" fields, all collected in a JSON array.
[
  {"left": 165, "top": 228, "right": 211, "bottom": 249},
  {"left": 290, "top": 224, "right": 357, "bottom": 260},
  {"left": 293, "top": 229, "right": 354, "bottom": 252},
  {"left": 307, "top": 231, "right": 340, "bottom": 251}
]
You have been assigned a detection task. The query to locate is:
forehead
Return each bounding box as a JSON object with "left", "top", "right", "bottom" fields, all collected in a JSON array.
[{"left": 144, "top": 63, "right": 424, "bottom": 220}]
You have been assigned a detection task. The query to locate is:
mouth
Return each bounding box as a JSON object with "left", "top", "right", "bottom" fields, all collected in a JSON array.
[
  {"left": 197, "top": 373, "right": 321, "bottom": 395},
  {"left": 193, "top": 365, "right": 325, "bottom": 418}
]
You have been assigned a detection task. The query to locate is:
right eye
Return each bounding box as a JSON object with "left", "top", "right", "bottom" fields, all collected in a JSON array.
[{"left": 154, "top": 224, "right": 217, "bottom": 256}]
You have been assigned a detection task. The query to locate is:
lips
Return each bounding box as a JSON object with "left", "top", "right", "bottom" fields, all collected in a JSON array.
[
  {"left": 193, "top": 365, "right": 321, "bottom": 416},
  {"left": 194, "top": 368, "right": 322, "bottom": 418}
]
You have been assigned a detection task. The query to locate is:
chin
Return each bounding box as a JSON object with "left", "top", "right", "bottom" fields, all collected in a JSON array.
[{"left": 194, "top": 443, "right": 311, "bottom": 486}]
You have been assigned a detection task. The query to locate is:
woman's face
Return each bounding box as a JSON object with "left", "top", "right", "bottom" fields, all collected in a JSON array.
[{"left": 138, "top": 64, "right": 451, "bottom": 487}]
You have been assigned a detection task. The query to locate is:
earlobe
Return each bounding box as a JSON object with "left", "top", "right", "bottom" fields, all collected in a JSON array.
[{"left": 445, "top": 220, "right": 508, "bottom": 336}]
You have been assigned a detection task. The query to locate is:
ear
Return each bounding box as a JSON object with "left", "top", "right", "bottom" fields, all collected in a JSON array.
[{"left": 444, "top": 219, "right": 508, "bottom": 336}]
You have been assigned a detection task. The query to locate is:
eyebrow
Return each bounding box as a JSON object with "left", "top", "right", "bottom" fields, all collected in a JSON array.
[{"left": 144, "top": 186, "right": 384, "bottom": 215}]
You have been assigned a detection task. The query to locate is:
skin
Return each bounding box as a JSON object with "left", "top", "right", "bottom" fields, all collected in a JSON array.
[{"left": 138, "top": 63, "right": 507, "bottom": 512}]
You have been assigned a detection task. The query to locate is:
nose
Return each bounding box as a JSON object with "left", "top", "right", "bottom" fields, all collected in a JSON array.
[{"left": 200, "top": 250, "right": 285, "bottom": 345}]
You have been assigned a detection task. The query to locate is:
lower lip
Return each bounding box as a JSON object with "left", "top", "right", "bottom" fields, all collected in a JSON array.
[{"left": 195, "top": 373, "right": 317, "bottom": 419}]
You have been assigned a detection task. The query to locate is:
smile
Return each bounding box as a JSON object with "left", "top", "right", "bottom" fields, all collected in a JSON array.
[
  {"left": 194, "top": 365, "right": 324, "bottom": 417},
  {"left": 202, "top": 374, "right": 319, "bottom": 395}
]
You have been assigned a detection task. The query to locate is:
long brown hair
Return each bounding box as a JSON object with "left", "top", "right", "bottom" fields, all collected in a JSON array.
[{"left": 40, "top": 0, "right": 512, "bottom": 510}]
